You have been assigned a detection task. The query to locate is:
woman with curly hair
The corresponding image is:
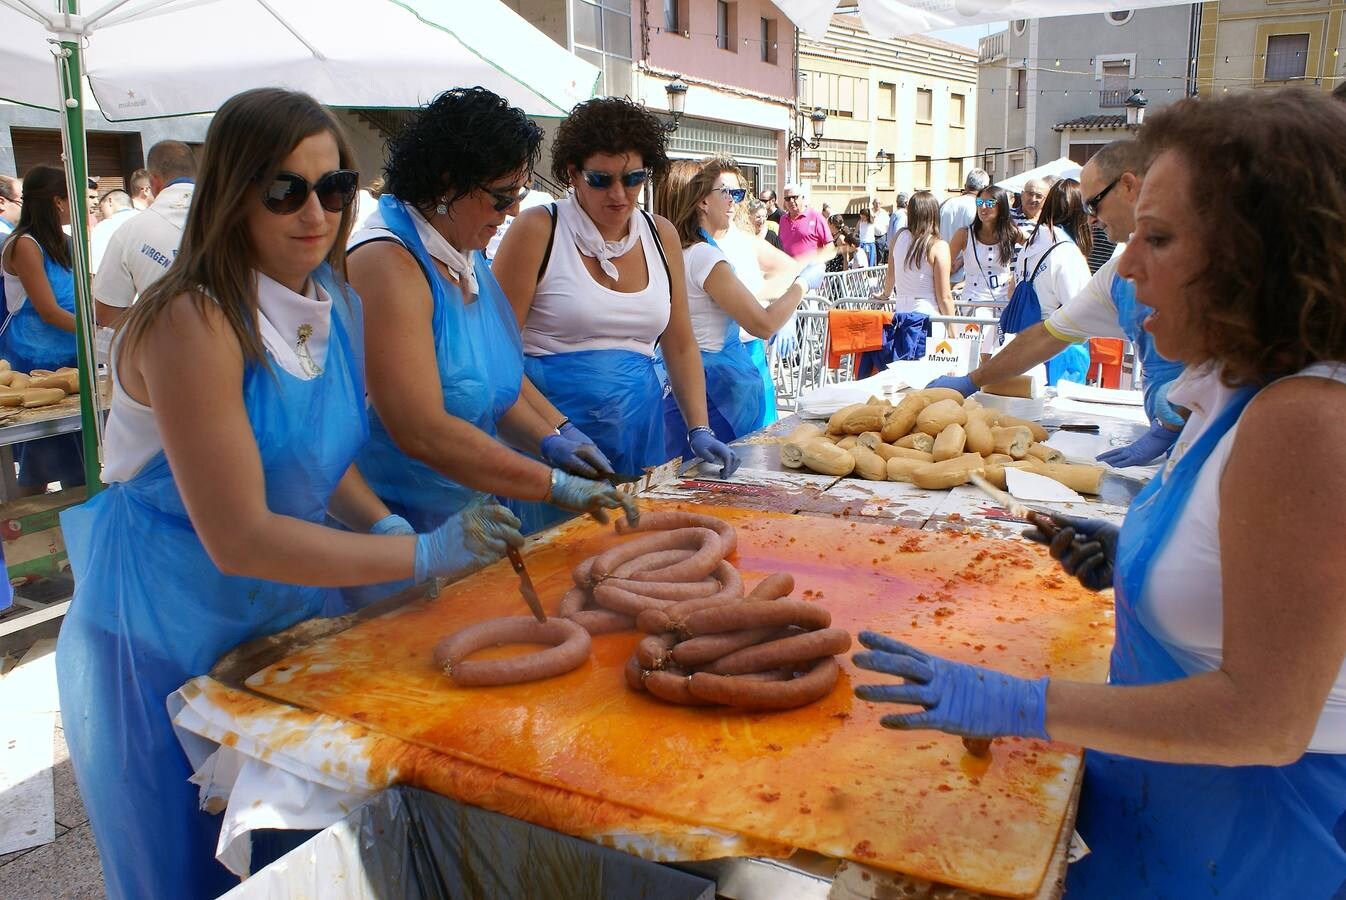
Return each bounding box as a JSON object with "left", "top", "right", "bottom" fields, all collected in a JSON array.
[
  {"left": 654, "top": 156, "right": 808, "bottom": 458},
  {"left": 346, "top": 88, "right": 634, "bottom": 554},
  {"left": 854, "top": 88, "right": 1346, "bottom": 898},
  {"left": 493, "top": 97, "right": 738, "bottom": 491}
]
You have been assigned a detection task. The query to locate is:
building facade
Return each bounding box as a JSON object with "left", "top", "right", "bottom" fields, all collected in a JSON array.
[
  {"left": 798, "top": 16, "right": 977, "bottom": 213},
  {"left": 1194, "top": 0, "right": 1346, "bottom": 96},
  {"left": 976, "top": 6, "right": 1199, "bottom": 179}
]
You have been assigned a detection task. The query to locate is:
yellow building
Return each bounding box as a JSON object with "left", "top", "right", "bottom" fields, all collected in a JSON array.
[
  {"left": 1195, "top": 0, "right": 1346, "bottom": 96},
  {"left": 797, "top": 15, "right": 978, "bottom": 215}
]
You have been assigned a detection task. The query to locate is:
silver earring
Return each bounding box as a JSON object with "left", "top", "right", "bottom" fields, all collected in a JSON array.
[{"left": 435, "top": 199, "right": 448, "bottom": 216}]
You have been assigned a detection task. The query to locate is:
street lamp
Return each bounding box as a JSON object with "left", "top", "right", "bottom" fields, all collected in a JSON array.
[
  {"left": 1124, "top": 88, "right": 1149, "bottom": 126},
  {"left": 868, "top": 148, "right": 895, "bottom": 174},
  {"left": 663, "top": 78, "right": 688, "bottom": 133},
  {"left": 788, "top": 107, "right": 827, "bottom": 153}
]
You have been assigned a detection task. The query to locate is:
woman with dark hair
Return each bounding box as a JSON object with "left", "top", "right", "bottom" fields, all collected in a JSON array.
[
  {"left": 855, "top": 88, "right": 1346, "bottom": 898},
  {"left": 345, "top": 88, "right": 633, "bottom": 547},
  {"left": 878, "top": 190, "right": 953, "bottom": 316},
  {"left": 0, "top": 164, "right": 85, "bottom": 492},
  {"left": 493, "top": 97, "right": 738, "bottom": 491},
  {"left": 1011, "top": 177, "right": 1092, "bottom": 383},
  {"left": 948, "top": 185, "right": 1020, "bottom": 307},
  {"left": 55, "top": 88, "right": 525, "bottom": 899},
  {"left": 654, "top": 157, "right": 808, "bottom": 457}
]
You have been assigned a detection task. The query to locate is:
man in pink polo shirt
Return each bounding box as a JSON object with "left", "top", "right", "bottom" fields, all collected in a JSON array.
[{"left": 777, "top": 182, "right": 832, "bottom": 259}]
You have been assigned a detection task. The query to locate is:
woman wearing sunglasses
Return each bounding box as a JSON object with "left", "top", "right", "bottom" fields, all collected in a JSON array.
[
  {"left": 948, "top": 185, "right": 1021, "bottom": 309},
  {"left": 1011, "top": 178, "right": 1092, "bottom": 384},
  {"left": 654, "top": 157, "right": 808, "bottom": 459},
  {"left": 345, "top": 88, "right": 634, "bottom": 554},
  {"left": 494, "top": 97, "right": 739, "bottom": 502},
  {"left": 0, "top": 164, "right": 87, "bottom": 493},
  {"left": 55, "top": 88, "right": 526, "bottom": 900}
]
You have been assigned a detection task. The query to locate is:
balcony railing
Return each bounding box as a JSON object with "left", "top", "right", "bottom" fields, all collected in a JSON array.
[
  {"left": 978, "top": 31, "right": 1006, "bottom": 63},
  {"left": 1099, "top": 88, "right": 1127, "bottom": 108}
]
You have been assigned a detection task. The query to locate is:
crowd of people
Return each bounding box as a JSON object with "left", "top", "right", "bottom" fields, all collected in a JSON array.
[{"left": 1, "top": 79, "right": 1342, "bottom": 900}]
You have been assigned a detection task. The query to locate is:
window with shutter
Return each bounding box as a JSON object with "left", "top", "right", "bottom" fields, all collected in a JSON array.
[{"left": 1265, "top": 33, "right": 1309, "bottom": 82}]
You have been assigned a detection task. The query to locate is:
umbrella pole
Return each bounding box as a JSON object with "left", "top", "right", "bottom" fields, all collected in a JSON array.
[{"left": 54, "top": 0, "right": 105, "bottom": 494}]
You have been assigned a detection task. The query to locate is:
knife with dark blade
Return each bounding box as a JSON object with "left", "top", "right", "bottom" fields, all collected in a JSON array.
[{"left": 505, "top": 545, "right": 546, "bottom": 622}]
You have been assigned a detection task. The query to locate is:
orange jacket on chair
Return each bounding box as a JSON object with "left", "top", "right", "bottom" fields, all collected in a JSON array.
[{"left": 826, "top": 309, "right": 889, "bottom": 369}]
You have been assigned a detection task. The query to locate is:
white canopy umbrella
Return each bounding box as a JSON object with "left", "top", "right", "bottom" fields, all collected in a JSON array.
[
  {"left": 0, "top": 0, "right": 600, "bottom": 489},
  {"left": 773, "top": 0, "right": 1192, "bottom": 39},
  {"left": 996, "top": 157, "right": 1083, "bottom": 193}
]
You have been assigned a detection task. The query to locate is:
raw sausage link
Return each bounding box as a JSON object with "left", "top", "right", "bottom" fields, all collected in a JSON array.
[
  {"left": 567, "top": 608, "right": 636, "bottom": 635},
  {"left": 710, "top": 560, "right": 744, "bottom": 598},
  {"left": 558, "top": 586, "right": 588, "bottom": 617},
  {"left": 624, "top": 655, "right": 647, "bottom": 691},
  {"left": 572, "top": 557, "right": 596, "bottom": 589},
  {"left": 687, "top": 658, "right": 840, "bottom": 710},
  {"left": 745, "top": 572, "right": 795, "bottom": 603},
  {"left": 643, "top": 668, "right": 714, "bottom": 706},
  {"left": 593, "top": 583, "right": 674, "bottom": 616},
  {"left": 628, "top": 528, "right": 724, "bottom": 584},
  {"left": 635, "top": 607, "right": 674, "bottom": 635},
  {"left": 701, "top": 628, "right": 852, "bottom": 676},
  {"left": 589, "top": 529, "right": 718, "bottom": 583},
  {"left": 683, "top": 599, "right": 831, "bottom": 637},
  {"left": 616, "top": 510, "right": 738, "bottom": 557},
  {"left": 636, "top": 633, "right": 678, "bottom": 670},
  {"left": 602, "top": 577, "right": 720, "bottom": 601},
  {"left": 433, "top": 617, "right": 592, "bottom": 686},
  {"left": 669, "top": 626, "right": 782, "bottom": 668},
  {"left": 612, "top": 548, "right": 696, "bottom": 578}
]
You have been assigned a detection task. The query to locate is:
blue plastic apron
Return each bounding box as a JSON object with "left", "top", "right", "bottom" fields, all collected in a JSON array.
[
  {"left": 746, "top": 337, "right": 778, "bottom": 428},
  {"left": 662, "top": 231, "right": 767, "bottom": 459},
  {"left": 1067, "top": 386, "right": 1346, "bottom": 897},
  {"left": 355, "top": 196, "right": 523, "bottom": 532},
  {"left": 1112, "top": 273, "right": 1185, "bottom": 428},
  {"left": 0, "top": 239, "right": 76, "bottom": 372},
  {"left": 54, "top": 265, "right": 367, "bottom": 900}
]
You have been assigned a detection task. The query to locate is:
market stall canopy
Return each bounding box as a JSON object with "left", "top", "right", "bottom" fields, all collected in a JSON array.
[
  {"left": 773, "top": 0, "right": 1192, "bottom": 39},
  {"left": 996, "top": 157, "right": 1083, "bottom": 193},
  {"left": 0, "top": 0, "right": 600, "bottom": 119}
]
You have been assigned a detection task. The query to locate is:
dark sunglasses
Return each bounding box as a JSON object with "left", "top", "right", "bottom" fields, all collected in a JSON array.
[
  {"left": 1084, "top": 175, "right": 1121, "bottom": 217},
  {"left": 481, "top": 182, "right": 530, "bottom": 213},
  {"left": 259, "top": 169, "right": 359, "bottom": 215},
  {"left": 581, "top": 168, "right": 651, "bottom": 190},
  {"left": 714, "top": 187, "right": 747, "bottom": 203}
]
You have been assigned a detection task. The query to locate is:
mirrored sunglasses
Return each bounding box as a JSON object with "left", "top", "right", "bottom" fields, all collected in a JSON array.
[
  {"left": 582, "top": 168, "right": 651, "bottom": 190},
  {"left": 715, "top": 187, "right": 747, "bottom": 203},
  {"left": 975, "top": 198, "right": 997, "bottom": 208},
  {"left": 259, "top": 169, "right": 359, "bottom": 215}
]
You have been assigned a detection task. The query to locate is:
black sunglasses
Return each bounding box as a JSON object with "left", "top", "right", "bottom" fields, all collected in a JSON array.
[
  {"left": 1084, "top": 175, "right": 1121, "bottom": 217},
  {"left": 481, "top": 182, "right": 530, "bottom": 213},
  {"left": 581, "top": 168, "right": 650, "bottom": 190},
  {"left": 259, "top": 169, "right": 359, "bottom": 215}
]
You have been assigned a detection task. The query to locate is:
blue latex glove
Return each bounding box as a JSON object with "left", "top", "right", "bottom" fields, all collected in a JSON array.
[
  {"left": 540, "top": 422, "right": 615, "bottom": 479},
  {"left": 414, "top": 500, "right": 524, "bottom": 584},
  {"left": 689, "top": 427, "right": 741, "bottom": 479},
  {"left": 852, "top": 631, "right": 1050, "bottom": 741},
  {"left": 1096, "top": 420, "right": 1180, "bottom": 468},
  {"left": 925, "top": 373, "right": 977, "bottom": 398},
  {"left": 369, "top": 514, "right": 414, "bottom": 536},
  {"left": 547, "top": 469, "right": 639, "bottom": 525},
  {"left": 1024, "top": 513, "right": 1119, "bottom": 592}
]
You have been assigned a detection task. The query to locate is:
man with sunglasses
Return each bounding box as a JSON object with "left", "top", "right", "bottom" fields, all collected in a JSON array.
[
  {"left": 93, "top": 140, "right": 198, "bottom": 335},
  {"left": 928, "top": 140, "right": 1187, "bottom": 468},
  {"left": 777, "top": 182, "right": 832, "bottom": 261}
]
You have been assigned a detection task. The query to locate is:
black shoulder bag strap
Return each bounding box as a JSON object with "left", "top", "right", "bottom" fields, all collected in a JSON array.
[
  {"left": 639, "top": 208, "right": 672, "bottom": 286},
  {"left": 537, "top": 203, "right": 558, "bottom": 281}
]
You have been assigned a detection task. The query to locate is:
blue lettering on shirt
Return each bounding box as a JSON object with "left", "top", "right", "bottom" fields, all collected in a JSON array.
[{"left": 139, "top": 243, "right": 171, "bottom": 268}]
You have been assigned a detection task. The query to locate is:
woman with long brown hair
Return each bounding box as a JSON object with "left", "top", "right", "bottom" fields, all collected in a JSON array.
[
  {"left": 55, "top": 88, "right": 523, "bottom": 899},
  {"left": 948, "top": 184, "right": 1021, "bottom": 307},
  {"left": 654, "top": 156, "right": 807, "bottom": 457},
  {"left": 878, "top": 190, "right": 953, "bottom": 316}
]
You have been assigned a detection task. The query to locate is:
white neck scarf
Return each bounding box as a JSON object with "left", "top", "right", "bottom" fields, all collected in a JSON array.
[
  {"left": 558, "top": 193, "right": 640, "bottom": 281},
  {"left": 406, "top": 204, "right": 477, "bottom": 298}
]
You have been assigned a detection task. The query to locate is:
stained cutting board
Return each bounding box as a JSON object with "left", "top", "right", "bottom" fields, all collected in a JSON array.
[{"left": 245, "top": 503, "right": 1112, "bottom": 897}]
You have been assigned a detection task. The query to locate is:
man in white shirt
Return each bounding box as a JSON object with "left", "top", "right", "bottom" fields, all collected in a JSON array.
[
  {"left": 870, "top": 197, "right": 890, "bottom": 263},
  {"left": 927, "top": 140, "right": 1187, "bottom": 467},
  {"left": 94, "top": 141, "right": 196, "bottom": 330},
  {"left": 89, "top": 189, "right": 137, "bottom": 273},
  {"left": 0, "top": 176, "right": 20, "bottom": 238}
]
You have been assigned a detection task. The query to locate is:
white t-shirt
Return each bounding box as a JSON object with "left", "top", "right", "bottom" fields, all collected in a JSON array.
[
  {"left": 872, "top": 209, "right": 890, "bottom": 240},
  {"left": 88, "top": 208, "right": 138, "bottom": 274},
  {"left": 858, "top": 220, "right": 875, "bottom": 243},
  {"left": 1143, "top": 361, "right": 1346, "bottom": 752},
  {"left": 888, "top": 230, "right": 938, "bottom": 316},
  {"left": 93, "top": 183, "right": 194, "bottom": 309},
  {"left": 1015, "top": 224, "right": 1090, "bottom": 319},
  {"left": 101, "top": 272, "right": 333, "bottom": 483},
  {"left": 1043, "top": 250, "right": 1127, "bottom": 343},
  {"left": 684, "top": 241, "right": 736, "bottom": 352}
]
